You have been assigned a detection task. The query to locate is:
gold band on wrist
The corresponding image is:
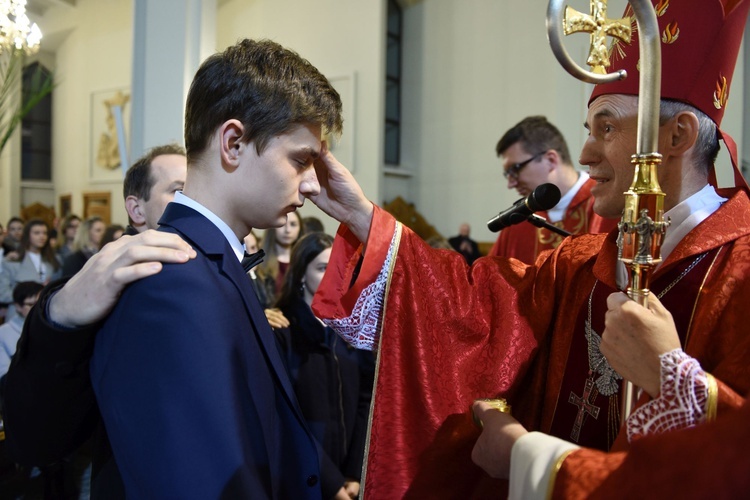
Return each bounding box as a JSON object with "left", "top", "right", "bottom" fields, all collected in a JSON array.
[{"left": 471, "top": 398, "right": 512, "bottom": 428}]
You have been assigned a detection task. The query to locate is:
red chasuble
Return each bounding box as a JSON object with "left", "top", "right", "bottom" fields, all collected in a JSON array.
[
  {"left": 552, "top": 394, "right": 750, "bottom": 499},
  {"left": 489, "top": 178, "right": 617, "bottom": 264},
  {"left": 312, "top": 188, "right": 750, "bottom": 499}
]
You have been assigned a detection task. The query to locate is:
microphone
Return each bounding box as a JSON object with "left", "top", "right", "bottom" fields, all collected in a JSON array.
[{"left": 487, "top": 183, "right": 562, "bottom": 232}]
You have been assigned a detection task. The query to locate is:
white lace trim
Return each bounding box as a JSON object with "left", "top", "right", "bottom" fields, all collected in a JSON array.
[
  {"left": 322, "top": 223, "right": 399, "bottom": 351},
  {"left": 626, "top": 348, "right": 709, "bottom": 442}
]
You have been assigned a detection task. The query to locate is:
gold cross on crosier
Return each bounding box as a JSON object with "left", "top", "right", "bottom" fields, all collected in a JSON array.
[{"left": 563, "top": 0, "right": 632, "bottom": 74}]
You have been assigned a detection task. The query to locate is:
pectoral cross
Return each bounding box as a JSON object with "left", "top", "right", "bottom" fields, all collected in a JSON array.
[
  {"left": 569, "top": 374, "right": 601, "bottom": 442},
  {"left": 563, "top": 0, "right": 632, "bottom": 74}
]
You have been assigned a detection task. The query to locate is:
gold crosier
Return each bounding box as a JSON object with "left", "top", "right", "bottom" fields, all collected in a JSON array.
[
  {"left": 563, "top": 1, "right": 632, "bottom": 74},
  {"left": 546, "top": 0, "right": 667, "bottom": 424}
]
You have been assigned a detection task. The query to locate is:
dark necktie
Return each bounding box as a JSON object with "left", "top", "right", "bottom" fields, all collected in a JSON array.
[{"left": 241, "top": 249, "right": 265, "bottom": 272}]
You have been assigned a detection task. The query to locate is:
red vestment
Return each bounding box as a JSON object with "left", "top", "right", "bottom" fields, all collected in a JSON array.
[
  {"left": 313, "top": 188, "right": 750, "bottom": 499},
  {"left": 552, "top": 394, "right": 750, "bottom": 499},
  {"left": 489, "top": 178, "right": 617, "bottom": 264}
]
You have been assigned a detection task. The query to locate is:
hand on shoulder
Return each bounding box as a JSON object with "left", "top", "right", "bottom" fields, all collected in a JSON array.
[{"left": 47, "top": 230, "right": 196, "bottom": 327}]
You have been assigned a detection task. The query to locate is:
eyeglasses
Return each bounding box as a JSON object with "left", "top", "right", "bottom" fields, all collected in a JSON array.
[{"left": 502, "top": 152, "right": 544, "bottom": 180}]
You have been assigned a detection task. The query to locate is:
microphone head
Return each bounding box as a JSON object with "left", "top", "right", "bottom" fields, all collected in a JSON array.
[
  {"left": 486, "top": 183, "right": 563, "bottom": 233},
  {"left": 527, "top": 183, "right": 562, "bottom": 212}
]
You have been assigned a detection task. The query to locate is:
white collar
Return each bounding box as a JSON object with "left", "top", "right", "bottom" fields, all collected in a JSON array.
[
  {"left": 660, "top": 184, "right": 726, "bottom": 261},
  {"left": 547, "top": 171, "right": 589, "bottom": 223},
  {"left": 173, "top": 192, "right": 245, "bottom": 262}
]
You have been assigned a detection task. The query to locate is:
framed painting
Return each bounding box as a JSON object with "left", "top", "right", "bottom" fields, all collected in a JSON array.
[
  {"left": 83, "top": 191, "right": 112, "bottom": 225},
  {"left": 90, "top": 87, "right": 130, "bottom": 183},
  {"left": 59, "top": 194, "right": 72, "bottom": 218}
]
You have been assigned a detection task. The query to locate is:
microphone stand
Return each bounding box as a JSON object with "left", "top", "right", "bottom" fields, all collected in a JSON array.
[{"left": 526, "top": 214, "right": 571, "bottom": 237}]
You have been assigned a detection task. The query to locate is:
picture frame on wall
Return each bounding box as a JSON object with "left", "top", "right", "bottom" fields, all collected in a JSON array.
[
  {"left": 90, "top": 87, "right": 130, "bottom": 183},
  {"left": 59, "top": 194, "right": 72, "bottom": 218},
  {"left": 83, "top": 191, "right": 112, "bottom": 225}
]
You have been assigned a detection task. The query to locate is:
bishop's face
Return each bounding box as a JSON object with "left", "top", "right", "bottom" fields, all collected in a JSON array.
[{"left": 579, "top": 94, "right": 641, "bottom": 219}]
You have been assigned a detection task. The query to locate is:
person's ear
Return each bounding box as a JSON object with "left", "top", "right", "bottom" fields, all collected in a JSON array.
[
  {"left": 219, "top": 119, "right": 245, "bottom": 170},
  {"left": 544, "top": 149, "right": 560, "bottom": 172},
  {"left": 125, "top": 195, "right": 147, "bottom": 226},
  {"left": 662, "top": 111, "right": 699, "bottom": 158}
]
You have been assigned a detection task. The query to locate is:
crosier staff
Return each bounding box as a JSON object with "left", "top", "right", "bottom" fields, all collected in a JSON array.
[{"left": 546, "top": 0, "right": 668, "bottom": 423}]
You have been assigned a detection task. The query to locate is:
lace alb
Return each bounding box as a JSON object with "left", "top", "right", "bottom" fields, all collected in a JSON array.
[
  {"left": 322, "top": 222, "right": 399, "bottom": 351},
  {"left": 626, "top": 348, "right": 709, "bottom": 442}
]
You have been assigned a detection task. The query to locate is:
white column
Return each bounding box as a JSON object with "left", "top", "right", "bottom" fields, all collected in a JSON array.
[{"left": 129, "top": 0, "right": 216, "bottom": 161}]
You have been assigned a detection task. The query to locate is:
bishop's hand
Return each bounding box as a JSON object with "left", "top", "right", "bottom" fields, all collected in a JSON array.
[
  {"left": 308, "top": 142, "right": 374, "bottom": 243},
  {"left": 470, "top": 400, "right": 528, "bottom": 480},
  {"left": 600, "top": 292, "right": 681, "bottom": 398}
]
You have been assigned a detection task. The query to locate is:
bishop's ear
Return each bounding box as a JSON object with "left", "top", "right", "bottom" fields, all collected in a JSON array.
[{"left": 664, "top": 111, "right": 700, "bottom": 157}]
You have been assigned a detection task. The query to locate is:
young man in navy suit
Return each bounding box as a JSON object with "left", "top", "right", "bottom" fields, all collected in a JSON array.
[{"left": 89, "top": 39, "right": 343, "bottom": 498}]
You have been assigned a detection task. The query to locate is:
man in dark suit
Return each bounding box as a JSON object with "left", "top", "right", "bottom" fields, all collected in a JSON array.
[
  {"left": 88, "top": 39, "right": 342, "bottom": 498},
  {"left": 448, "top": 223, "right": 482, "bottom": 264},
  {"left": 2, "top": 147, "right": 188, "bottom": 498}
]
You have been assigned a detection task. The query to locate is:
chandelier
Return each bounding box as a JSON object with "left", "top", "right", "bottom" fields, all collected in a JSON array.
[{"left": 0, "top": 0, "right": 42, "bottom": 55}]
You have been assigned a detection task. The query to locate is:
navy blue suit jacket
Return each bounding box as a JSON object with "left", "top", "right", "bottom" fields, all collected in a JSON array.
[{"left": 90, "top": 203, "right": 322, "bottom": 499}]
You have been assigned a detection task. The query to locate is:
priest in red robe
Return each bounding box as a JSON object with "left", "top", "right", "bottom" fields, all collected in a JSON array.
[
  {"left": 489, "top": 116, "right": 616, "bottom": 264},
  {"left": 309, "top": 0, "right": 750, "bottom": 498}
]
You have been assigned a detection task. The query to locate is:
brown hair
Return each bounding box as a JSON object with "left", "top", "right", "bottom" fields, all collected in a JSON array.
[
  {"left": 496, "top": 116, "right": 572, "bottom": 165},
  {"left": 18, "top": 219, "right": 59, "bottom": 271},
  {"left": 184, "top": 39, "right": 343, "bottom": 162},
  {"left": 124, "top": 143, "right": 186, "bottom": 201}
]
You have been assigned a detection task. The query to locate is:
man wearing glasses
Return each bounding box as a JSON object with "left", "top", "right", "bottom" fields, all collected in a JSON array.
[{"left": 489, "top": 115, "right": 615, "bottom": 263}]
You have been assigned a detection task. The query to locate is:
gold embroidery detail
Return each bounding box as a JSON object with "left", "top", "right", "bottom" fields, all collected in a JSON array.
[
  {"left": 655, "top": 0, "right": 669, "bottom": 17},
  {"left": 714, "top": 74, "right": 729, "bottom": 110},
  {"left": 609, "top": 5, "right": 636, "bottom": 64},
  {"left": 662, "top": 21, "right": 679, "bottom": 43},
  {"left": 537, "top": 206, "right": 588, "bottom": 249},
  {"left": 705, "top": 372, "right": 718, "bottom": 422},
  {"left": 546, "top": 449, "right": 577, "bottom": 500},
  {"left": 360, "top": 220, "right": 402, "bottom": 498},
  {"left": 538, "top": 226, "right": 564, "bottom": 249}
]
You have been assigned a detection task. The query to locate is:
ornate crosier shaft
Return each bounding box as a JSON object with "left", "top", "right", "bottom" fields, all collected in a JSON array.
[
  {"left": 547, "top": 0, "right": 665, "bottom": 424},
  {"left": 618, "top": 153, "right": 669, "bottom": 419}
]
